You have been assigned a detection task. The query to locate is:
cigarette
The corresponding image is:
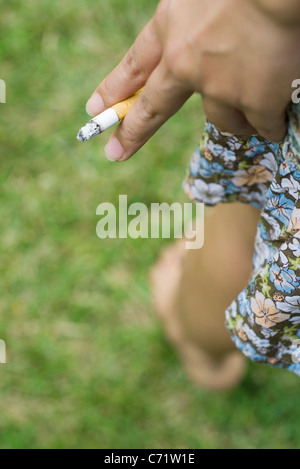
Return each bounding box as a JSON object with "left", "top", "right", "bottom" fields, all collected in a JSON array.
[{"left": 77, "top": 87, "right": 144, "bottom": 142}]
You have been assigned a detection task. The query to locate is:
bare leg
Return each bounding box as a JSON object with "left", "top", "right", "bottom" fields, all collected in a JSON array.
[{"left": 150, "top": 203, "right": 261, "bottom": 390}]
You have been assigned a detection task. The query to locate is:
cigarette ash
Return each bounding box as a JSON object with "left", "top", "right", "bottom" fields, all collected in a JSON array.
[{"left": 77, "top": 121, "right": 101, "bottom": 142}]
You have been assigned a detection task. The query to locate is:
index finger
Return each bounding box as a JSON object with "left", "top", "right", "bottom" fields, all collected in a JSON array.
[
  {"left": 104, "top": 59, "right": 193, "bottom": 162},
  {"left": 86, "top": 19, "right": 163, "bottom": 116}
]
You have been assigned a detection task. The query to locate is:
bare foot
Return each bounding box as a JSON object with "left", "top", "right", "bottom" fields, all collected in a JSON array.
[
  {"left": 179, "top": 341, "right": 247, "bottom": 391},
  {"left": 150, "top": 240, "right": 247, "bottom": 391}
]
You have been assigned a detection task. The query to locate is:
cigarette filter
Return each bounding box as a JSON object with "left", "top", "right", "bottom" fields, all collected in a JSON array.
[{"left": 77, "top": 88, "right": 144, "bottom": 142}]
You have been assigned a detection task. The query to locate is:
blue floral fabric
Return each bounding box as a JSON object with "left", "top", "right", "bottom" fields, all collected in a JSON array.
[{"left": 183, "top": 104, "right": 300, "bottom": 377}]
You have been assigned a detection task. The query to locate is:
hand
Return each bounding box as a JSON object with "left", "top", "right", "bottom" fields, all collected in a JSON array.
[{"left": 86, "top": 0, "right": 300, "bottom": 162}]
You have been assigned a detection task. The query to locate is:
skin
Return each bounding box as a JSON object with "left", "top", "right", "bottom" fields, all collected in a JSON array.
[{"left": 86, "top": 0, "right": 300, "bottom": 162}]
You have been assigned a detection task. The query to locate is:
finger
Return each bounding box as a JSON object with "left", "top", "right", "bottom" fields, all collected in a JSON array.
[
  {"left": 86, "top": 19, "right": 163, "bottom": 116},
  {"left": 104, "top": 59, "right": 193, "bottom": 162},
  {"left": 244, "top": 109, "right": 287, "bottom": 143},
  {"left": 202, "top": 96, "right": 257, "bottom": 136}
]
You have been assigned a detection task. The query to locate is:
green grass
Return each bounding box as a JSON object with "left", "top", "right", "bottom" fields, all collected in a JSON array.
[{"left": 0, "top": 0, "right": 299, "bottom": 449}]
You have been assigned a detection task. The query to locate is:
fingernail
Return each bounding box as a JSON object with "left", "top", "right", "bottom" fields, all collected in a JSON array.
[
  {"left": 104, "top": 137, "right": 125, "bottom": 162},
  {"left": 86, "top": 92, "right": 105, "bottom": 116}
]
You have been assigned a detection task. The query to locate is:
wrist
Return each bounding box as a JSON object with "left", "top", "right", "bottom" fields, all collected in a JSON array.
[{"left": 252, "top": 0, "right": 300, "bottom": 26}]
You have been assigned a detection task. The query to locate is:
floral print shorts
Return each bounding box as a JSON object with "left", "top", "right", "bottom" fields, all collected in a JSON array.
[{"left": 183, "top": 104, "right": 300, "bottom": 377}]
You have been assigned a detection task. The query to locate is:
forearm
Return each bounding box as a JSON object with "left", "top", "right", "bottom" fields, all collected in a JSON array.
[{"left": 252, "top": 0, "right": 300, "bottom": 26}]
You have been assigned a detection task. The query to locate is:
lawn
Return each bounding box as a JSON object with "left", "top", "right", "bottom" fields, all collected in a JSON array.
[{"left": 0, "top": 0, "right": 299, "bottom": 449}]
